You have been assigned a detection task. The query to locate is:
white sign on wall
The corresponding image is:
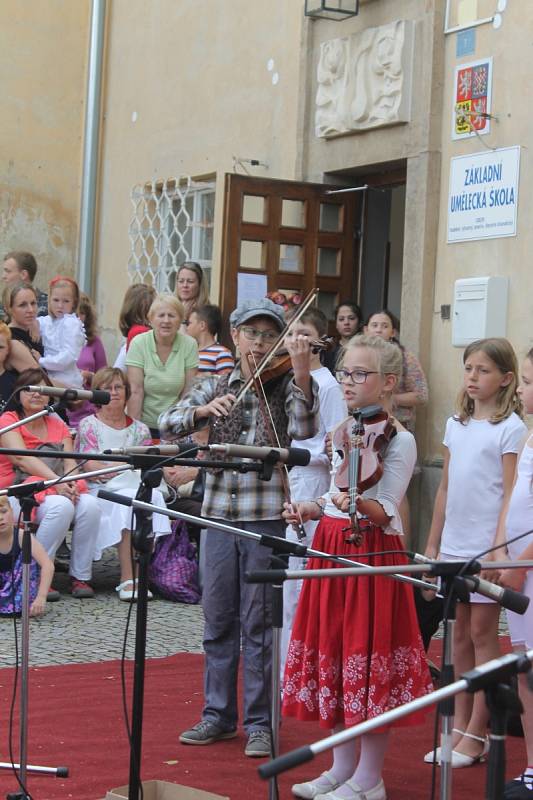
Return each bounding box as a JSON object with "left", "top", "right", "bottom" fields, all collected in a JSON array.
[{"left": 447, "top": 146, "right": 520, "bottom": 243}]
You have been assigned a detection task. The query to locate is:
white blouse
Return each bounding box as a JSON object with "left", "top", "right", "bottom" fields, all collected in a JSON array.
[
  {"left": 39, "top": 313, "right": 86, "bottom": 386},
  {"left": 323, "top": 430, "right": 417, "bottom": 535}
]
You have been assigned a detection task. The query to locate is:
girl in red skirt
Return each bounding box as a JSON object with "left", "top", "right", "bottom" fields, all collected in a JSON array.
[{"left": 282, "top": 334, "right": 432, "bottom": 800}]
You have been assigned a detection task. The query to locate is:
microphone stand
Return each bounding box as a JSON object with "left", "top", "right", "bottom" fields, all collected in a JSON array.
[
  {"left": 247, "top": 559, "right": 532, "bottom": 800},
  {"left": 0, "top": 444, "right": 275, "bottom": 800},
  {"left": 257, "top": 648, "right": 533, "bottom": 800},
  {"left": 92, "top": 492, "right": 442, "bottom": 800},
  {"left": 0, "top": 401, "right": 72, "bottom": 797}
]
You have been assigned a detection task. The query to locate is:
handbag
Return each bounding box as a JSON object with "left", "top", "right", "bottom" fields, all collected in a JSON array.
[
  {"left": 13, "top": 442, "right": 65, "bottom": 484},
  {"left": 148, "top": 520, "right": 200, "bottom": 604}
]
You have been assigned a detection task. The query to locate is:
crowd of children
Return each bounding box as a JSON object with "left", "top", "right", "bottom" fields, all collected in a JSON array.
[{"left": 0, "top": 248, "right": 531, "bottom": 799}]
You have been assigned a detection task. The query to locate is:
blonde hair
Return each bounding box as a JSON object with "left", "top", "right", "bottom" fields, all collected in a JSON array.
[
  {"left": 175, "top": 262, "right": 209, "bottom": 309},
  {"left": 342, "top": 334, "right": 403, "bottom": 392},
  {"left": 0, "top": 321, "right": 12, "bottom": 341},
  {"left": 456, "top": 337, "right": 522, "bottom": 424},
  {"left": 0, "top": 495, "right": 12, "bottom": 511},
  {"left": 4, "top": 282, "right": 38, "bottom": 314},
  {"left": 147, "top": 293, "right": 184, "bottom": 324}
]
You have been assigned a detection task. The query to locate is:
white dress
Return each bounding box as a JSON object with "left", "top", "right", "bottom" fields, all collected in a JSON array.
[
  {"left": 76, "top": 415, "right": 171, "bottom": 559},
  {"left": 39, "top": 313, "right": 86, "bottom": 386}
]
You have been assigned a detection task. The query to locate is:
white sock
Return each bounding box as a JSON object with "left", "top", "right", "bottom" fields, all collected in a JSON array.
[
  {"left": 350, "top": 731, "right": 389, "bottom": 792},
  {"left": 329, "top": 726, "right": 359, "bottom": 783}
]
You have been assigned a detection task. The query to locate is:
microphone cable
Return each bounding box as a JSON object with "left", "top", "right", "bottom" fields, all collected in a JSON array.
[{"left": 6, "top": 506, "right": 34, "bottom": 800}]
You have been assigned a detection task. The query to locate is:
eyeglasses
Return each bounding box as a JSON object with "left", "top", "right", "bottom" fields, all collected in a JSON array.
[
  {"left": 240, "top": 326, "right": 278, "bottom": 343},
  {"left": 335, "top": 369, "right": 379, "bottom": 384}
]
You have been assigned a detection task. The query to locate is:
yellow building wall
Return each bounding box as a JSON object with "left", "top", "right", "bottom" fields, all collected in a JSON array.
[
  {"left": 95, "top": 0, "right": 304, "bottom": 356},
  {"left": 0, "top": 0, "right": 90, "bottom": 287},
  {"left": 427, "top": 2, "right": 533, "bottom": 458}
]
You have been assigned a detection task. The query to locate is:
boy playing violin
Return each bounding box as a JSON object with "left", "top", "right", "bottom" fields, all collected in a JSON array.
[{"left": 159, "top": 297, "right": 318, "bottom": 757}]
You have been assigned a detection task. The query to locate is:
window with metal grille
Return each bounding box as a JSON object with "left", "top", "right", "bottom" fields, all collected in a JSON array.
[{"left": 128, "top": 176, "right": 215, "bottom": 292}]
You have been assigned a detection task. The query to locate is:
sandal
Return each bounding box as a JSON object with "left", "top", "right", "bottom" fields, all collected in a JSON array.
[
  {"left": 423, "top": 728, "right": 465, "bottom": 764},
  {"left": 116, "top": 579, "right": 153, "bottom": 602},
  {"left": 292, "top": 771, "right": 341, "bottom": 799},
  {"left": 315, "top": 778, "right": 386, "bottom": 800},
  {"left": 450, "top": 731, "right": 489, "bottom": 768}
]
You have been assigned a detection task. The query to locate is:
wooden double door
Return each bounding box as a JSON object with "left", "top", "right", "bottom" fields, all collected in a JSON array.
[{"left": 219, "top": 174, "right": 361, "bottom": 328}]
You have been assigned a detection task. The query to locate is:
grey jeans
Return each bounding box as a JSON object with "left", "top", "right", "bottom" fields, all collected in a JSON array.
[{"left": 201, "top": 518, "right": 284, "bottom": 734}]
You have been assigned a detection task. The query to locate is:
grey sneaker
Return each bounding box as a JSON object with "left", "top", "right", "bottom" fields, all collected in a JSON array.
[
  {"left": 245, "top": 729, "right": 272, "bottom": 758},
  {"left": 179, "top": 719, "right": 237, "bottom": 746}
]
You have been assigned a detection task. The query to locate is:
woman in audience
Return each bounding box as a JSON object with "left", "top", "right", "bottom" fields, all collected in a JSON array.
[
  {"left": 323, "top": 300, "right": 363, "bottom": 374},
  {"left": 4, "top": 283, "right": 44, "bottom": 374},
  {"left": 114, "top": 283, "right": 157, "bottom": 371},
  {"left": 365, "top": 309, "right": 428, "bottom": 433},
  {"left": 76, "top": 367, "right": 171, "bottom": 601},
  {"left": 0, "top": 368, "right": 101, "bottom": 598},
  {"left": 126, "top": 294, "right": 198, "bottom": 434},
  {"left": 175, "top": 262, "right": 209, "bottom": 331},
  {"left": 68, "top": 293, "right": 108, "bottom": 430}
]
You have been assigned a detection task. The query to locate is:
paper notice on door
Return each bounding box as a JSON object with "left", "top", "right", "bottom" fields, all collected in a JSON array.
[{"left": 237, "top": 272, "right": 268, "bottom": 305}]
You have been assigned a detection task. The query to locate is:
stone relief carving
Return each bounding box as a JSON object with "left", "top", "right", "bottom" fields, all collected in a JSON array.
[{"left": 315, "top": 19, "right": 414, "bottom": 138}]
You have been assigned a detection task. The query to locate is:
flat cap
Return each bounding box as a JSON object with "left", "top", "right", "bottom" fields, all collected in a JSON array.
[{"left": 229, "top": 297, "right": 285, "bottom": 332}]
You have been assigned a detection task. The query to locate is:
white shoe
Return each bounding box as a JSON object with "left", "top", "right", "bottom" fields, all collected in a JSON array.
[
  {"left": 292, "top": 771, "right": 341, "bottom": 799},
  {"left": 315, "top": 778, "right": 386, "bottom": 800},
  {"left": 423, "top": 727, "right": 465, "bottom": 763},
  {"left": 116, "top": 579, "right": 153, "bottom": 602}
]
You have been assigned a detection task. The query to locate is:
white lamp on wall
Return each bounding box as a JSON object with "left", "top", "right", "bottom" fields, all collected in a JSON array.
[{"left": 304, "top": 0, "right": 359, "bottom": 20}]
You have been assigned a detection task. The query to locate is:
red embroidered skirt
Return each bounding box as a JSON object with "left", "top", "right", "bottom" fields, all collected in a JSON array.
[{"left": 282, "top": 515, "right": 433, "bottom": 729}]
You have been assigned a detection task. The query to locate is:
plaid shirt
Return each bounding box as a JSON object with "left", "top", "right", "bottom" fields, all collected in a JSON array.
[{"left": 159, "top": 365, "right": 319, "bottom": 522}]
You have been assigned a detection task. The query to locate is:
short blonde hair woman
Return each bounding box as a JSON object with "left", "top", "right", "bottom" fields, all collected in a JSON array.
[{"left": 126, "top": 293, "right": 198, "bottom": 432}]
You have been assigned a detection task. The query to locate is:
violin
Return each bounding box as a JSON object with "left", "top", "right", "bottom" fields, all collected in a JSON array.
[
  {"left": 248, "top": 336, "right": 335, "bottom": 388},
  {"left": 332, "top": 405, "right": 397, "bottom": 544}
]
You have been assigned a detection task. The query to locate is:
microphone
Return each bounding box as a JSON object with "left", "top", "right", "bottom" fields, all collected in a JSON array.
[
  {"left": 208, "top": 444, "right": 311, "bottom": 467},
  {"left": 25, "top": 385, "right": 111, "bottom": 405},
  {"left": 461, "top": 574, "right": 530, "bottom": 615},
  {"left": 103, "top": 444, "right": 199, "bottom": 456},
  {"left": 413, "top": 553, "right": 529, "bottom": 615}
]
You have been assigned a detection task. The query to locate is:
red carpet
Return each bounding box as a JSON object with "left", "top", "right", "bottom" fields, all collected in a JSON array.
[{"left": 0, "top": 648, "right": 526, "bottom": 800}]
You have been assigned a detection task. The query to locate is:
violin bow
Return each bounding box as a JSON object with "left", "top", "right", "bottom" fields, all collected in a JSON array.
[
  {"left": 247, "top": 349, "right": 308, "bottom": 543},
  {"left": 232, "top": 288, "right": 319, "bottom": 408}
]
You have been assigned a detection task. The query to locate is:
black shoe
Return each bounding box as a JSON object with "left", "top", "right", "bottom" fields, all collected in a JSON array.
[{"left": 504, "top": 772, "right": 533, "bottom": 799}]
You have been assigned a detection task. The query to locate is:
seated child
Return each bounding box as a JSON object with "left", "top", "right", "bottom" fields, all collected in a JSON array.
[{"left": 0, "top": 496, "right": 54, "bottom": 616}]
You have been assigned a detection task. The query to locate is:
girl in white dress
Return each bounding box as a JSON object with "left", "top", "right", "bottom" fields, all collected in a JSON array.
[
  {"left": 38, "top": 276, "right": 86, "bottom": 387},
  {"left": 499, "top": 347, "right": 533, "bottom": 798},
  {"left": 424, "top": 338, "right": 526, "bottom": 767}
]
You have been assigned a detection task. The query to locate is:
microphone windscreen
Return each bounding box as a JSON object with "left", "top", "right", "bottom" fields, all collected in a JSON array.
[
  {"left": 502, "top": 586, "right": 530, "bottom": 615},
  {"left": 92, "top": 390, "right": 111, "bottom": 405},
  {"left": 287, "top": 447, "right": 311, "bottom": 467}
]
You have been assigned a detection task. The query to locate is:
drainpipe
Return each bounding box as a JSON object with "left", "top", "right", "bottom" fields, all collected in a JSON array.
[{"left": 78, "top": 0, "right": 106, "bottom": 295}]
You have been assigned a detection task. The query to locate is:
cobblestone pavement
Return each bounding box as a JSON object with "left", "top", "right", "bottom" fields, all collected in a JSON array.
[
  {"left": 0, "top": 549, "right": 205, "bottom": 669},
  {"left": 0, "top": 550, "right": 510, "bottom": 670}
]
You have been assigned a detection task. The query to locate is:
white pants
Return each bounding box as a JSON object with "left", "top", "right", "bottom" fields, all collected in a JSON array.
[{"left": 35, "top": 494, "right": 101, "bottom": 581}]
